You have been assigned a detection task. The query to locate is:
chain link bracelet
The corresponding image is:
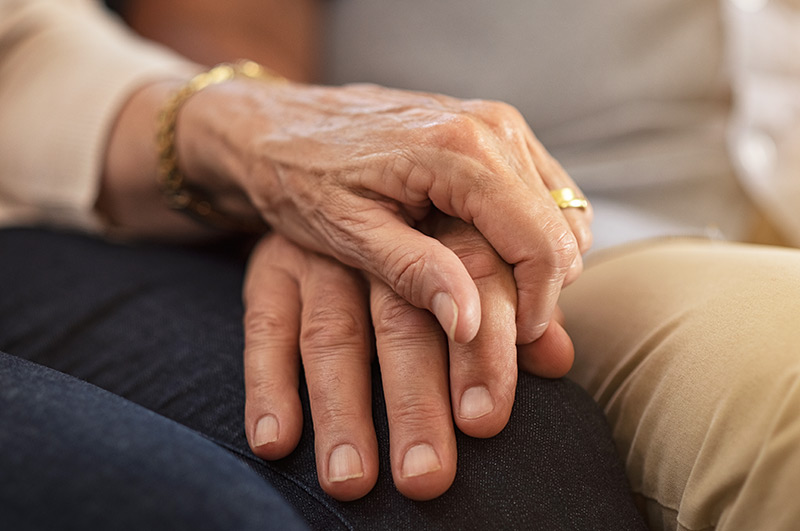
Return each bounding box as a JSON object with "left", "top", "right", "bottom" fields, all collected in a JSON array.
[{"left": 156, "top": 60, "right": 285, "bottom": 233}]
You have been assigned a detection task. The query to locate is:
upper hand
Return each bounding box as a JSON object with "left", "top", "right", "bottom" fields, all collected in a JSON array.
[{"left": 181, "top": 81, "right": 592, "bottom": 347}]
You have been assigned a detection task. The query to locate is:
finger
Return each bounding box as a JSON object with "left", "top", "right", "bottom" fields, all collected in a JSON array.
[
  {"left": 399, "top": 137, "right": 577, "bottom": 345},
  {"left": 515, "top": 131, "right": 588, "bottom": 287},
  {"left": 312, "top": 197, "right": 482, "bottom": 345},
  {"left": 564, "top": 251, "right": 584, "bottom": 287},
  {"left": 298, "top": 255, "right": 378, "bottom": 501},
  {"left": 460, "top": 99, "right": 593, "bottom": 256},
  {"left": 243, "top": 236, "right": 304, "bottom": 460},
  {"left": 431, "top": 217, "right": 517, "bottom": 439},
  {"left": 526, "top": 131, "right": 594, "bottom": 255},
  {"left": 553, "top": 304, "right": 566, "bottom": 327},
  {"left": 470, "top": 186, "right": 577, "bottom": 346},
  {"left": 517, "top": 319, "right": 575, "bottom": 378},
  {"left": 435, "top": 219, "right": 574, "bottom": 381},
  {"left": 369, "top": 276, "right": 457, "bottom": 501}
]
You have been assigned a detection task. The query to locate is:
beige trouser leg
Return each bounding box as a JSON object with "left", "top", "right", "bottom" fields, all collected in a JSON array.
[{"left": 561, "top": 239, "right": 800, "bottom": 531}]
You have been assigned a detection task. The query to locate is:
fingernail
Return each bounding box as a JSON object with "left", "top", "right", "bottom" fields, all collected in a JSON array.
[
  {"left": 459, "top": 386, "right": 494, "bottom": 420},
  {"left": 401, "top": 443, "right": 441, "bottom": 478},
  {"left": 432, "top": 292, "right": 458, "bottom": 341},
  {"left": 254, "top": 415, "right": 279, "bottom": 447},
  {"left": 328, "top": 444, "right": 364, "bottom": 483}
]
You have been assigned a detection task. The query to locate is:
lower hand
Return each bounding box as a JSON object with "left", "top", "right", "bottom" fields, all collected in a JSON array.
[{"left": 242, "top": 219, "right": 574, "bottom": 501}]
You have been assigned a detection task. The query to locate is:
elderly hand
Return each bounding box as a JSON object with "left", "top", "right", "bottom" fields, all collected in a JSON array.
[
  {"left": 181, "top": 81, "right": 592, "bottom": 347},
  {"left": 242, "top": 218, "right": 574, "bottom": 501}
]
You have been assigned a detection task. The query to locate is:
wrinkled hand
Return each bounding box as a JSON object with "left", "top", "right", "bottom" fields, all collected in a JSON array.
[
  {"left": 183, "top": 82, "right": 591, "bottom": 347},
  {"left": 242, "top": 219, "right": 574, "bottom": 501}
]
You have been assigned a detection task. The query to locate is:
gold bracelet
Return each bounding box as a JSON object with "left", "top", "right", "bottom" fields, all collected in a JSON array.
[{"left": 156, "top": 60, "right": 285, "bottom": 233}]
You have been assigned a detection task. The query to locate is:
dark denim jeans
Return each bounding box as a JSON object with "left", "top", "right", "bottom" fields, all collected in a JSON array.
[{"left": 0, "top": 228, "right": 645, "bottom": 530}]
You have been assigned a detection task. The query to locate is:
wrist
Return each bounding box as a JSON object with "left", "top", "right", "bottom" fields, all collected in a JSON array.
[
  {"left": 100, "top": 77, "right": 215, "bottom": 240},
  {"left": 162, "top": 62, "right": 285, "bottom": 233},
  {"left": 172, "top": 81, "right": 260, "bottom": 223}
]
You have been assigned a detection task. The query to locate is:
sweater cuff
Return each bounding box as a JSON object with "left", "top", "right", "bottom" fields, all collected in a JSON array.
[{"left": 0, "top": 0, "right": 198, "bottom": 231}]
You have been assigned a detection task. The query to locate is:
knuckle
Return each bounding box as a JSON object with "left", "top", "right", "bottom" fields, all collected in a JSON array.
[
  {"left": 386, "top": 150, "right": 434, "bottom": 204},
  {"left": 309, "top": 393, "right": 364, "bottom": 430},
  {"left": 457, "top": 246, "right": 507, "bottom": 283},
  {"left": 467, "top": 99, "right": 524, "bottom": 129},
  {"left": 246, "top": 378, "right": 284, "bottom": 402},
  {"left": 373, "top": 290, "right": 433, "bottom": 336},
  {"left": 382, "top": 247, "right": 429, "bottom": 302},
  {"left": 386, "top": 149, "right": 419, "bottom": 183},
  {"left": 424, "top": 112, "right": 484, "bottom": 152},
  {"left": 542, "top": 222, "right": 579, "bottom": 273},
  {"left": 437, "top": 223, "right": 505, "bottom": 281},
  {"left": 244, "top": 308, "right": 292, "bottom": 342},
  {"left": 388, "top": 392, "right": 451, "bottom": 430},
  {"left": 300, "top": 306, "right": 366, "bottom": 351}
]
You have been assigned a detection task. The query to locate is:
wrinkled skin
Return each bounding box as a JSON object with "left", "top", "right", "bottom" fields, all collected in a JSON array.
[
  {"left": 180, "top": 81, "right": 592, "bottom": 346},
  {"left": 242, "top": 217, "right": 576, "bottom": 501}
]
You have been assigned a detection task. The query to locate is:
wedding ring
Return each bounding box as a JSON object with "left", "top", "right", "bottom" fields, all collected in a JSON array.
[{"left": 550, "top": 188, "right": 589, "bottom": 210}]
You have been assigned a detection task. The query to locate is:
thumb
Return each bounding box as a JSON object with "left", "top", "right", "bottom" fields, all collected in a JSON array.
[
  {"left": 516, "top": 319, "right": 575, "bottom": 378},
  {"left": 336, "top": 212, "right": 482, "bottom": 344}
]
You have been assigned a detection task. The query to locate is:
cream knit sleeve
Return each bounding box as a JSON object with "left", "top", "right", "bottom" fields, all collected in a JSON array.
[{"left": 0, "top": 0, "right": 196, "bottom": 231}]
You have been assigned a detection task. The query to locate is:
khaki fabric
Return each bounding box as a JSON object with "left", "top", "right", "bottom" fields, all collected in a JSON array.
[
  {"left": 563, "top": 239, "right": 800, "bottom": 531},
  {"left": 326, "top": 0, "right": 800, "bottom": 249}
]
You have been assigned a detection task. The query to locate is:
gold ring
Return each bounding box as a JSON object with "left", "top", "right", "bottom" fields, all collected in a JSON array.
[{"left": 550, "top": 188, "right": 589, "bottom": 210}]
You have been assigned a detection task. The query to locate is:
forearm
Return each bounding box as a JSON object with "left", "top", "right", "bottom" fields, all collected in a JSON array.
[
  {"left": 95, "top": 0, "right": 324, "bottom": 240},
  {"left": 97, "top": 74, "right": 276, "bottom": 241},
  {"left": 97, "top": 79, "right": 212, "bottom": 240}
]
